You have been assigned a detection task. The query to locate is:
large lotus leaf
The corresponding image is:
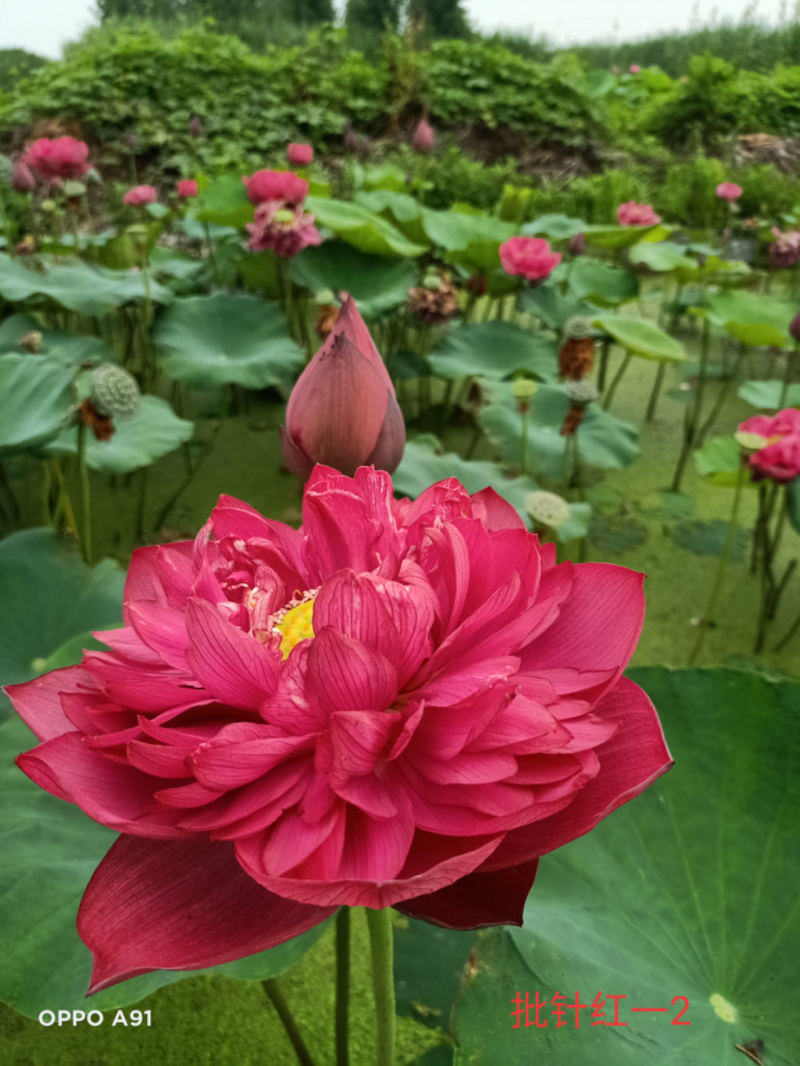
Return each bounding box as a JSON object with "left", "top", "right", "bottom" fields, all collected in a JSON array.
[
  {"left": 393, "top": 437, "right": 539, "bottom": 523},
  {"left": 422, "top": 209, "right": 515, "bottom": 271},
  {"left": 154, "top": 292, "right": 304, "bottom": 389},
  {"left": 0, "top": 354, "right": 76, "bottom": 455},
  {"left": 521, "top": 283, "right": 590, "bottom": 330},
  {"left": 354, "top": 189, "right": 428, "bottom": 246},
  {"left": 0, "top": 314, "right": 115, "bottom": 367},
  {"left": 44, "top": 396, "right": 194, "bottom": 474},
  {"left": 290, "top": 241, "right": 417, "bottom": 319},
  {"left": 305, "top": 196, "right": 426, "bottom": 258},
  {"left": 694, "top": 435, "right": 747, "bottom": 487},
  {"left": 522, "top": 214, "right": 587, "bottom": 240},
  {"left": 594, "top": 314, "right": 687, "bottom": 361},
  {"left": 189, "top": 172, "right": 254, "bottom": 229},
  {"left": 567, "top": 258, "right": 638, "bottom": 306},
  {"left": 582, "top": 222, "right": 670, "bottom": 249},
  {"left": 0, "top": 711, "right": 327, "bottom": 1017},
  {"left": 737, "top": 379, "right": 800, "bottom": 409},
  {"left": 0, "top": 312, "right": 39, "bottom": 346},
  {"left": 149, "top": 247, "right": 206, "bottom": 282},
  {"left": 0, "top": 254, "right": 171, "bottom": 315},
  {"left": 0, "top": 529, "right": 124, "bottom": 722},
  {"left": 362, "top": 162, "right": 408, "bottom": 192},
  {"left": 452, "top": 666, "right": 800, "bottom": 1066},
  {"left": 427, "top": 322, "right": 557, "bottom": 382},
  {"left": 628, "top": 240, "right": 698, "bottom": 275},
  {"left": 706, "top": 290, "right": 796, "bottom": 348},
  {"left": 479, "top": 385, "right": 639, "bottom": 479}
]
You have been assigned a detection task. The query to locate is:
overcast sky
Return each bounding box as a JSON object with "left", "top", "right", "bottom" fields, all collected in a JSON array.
[{"left": 0, "top": 0, "right": 792, "bottom": 60}]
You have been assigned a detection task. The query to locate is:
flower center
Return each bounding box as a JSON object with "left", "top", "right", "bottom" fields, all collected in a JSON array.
[{"left": 272, "top": 590, "right": 318, "bottom": 660}]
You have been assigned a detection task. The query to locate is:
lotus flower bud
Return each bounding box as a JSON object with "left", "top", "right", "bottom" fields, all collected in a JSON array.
[
  {"left": 412, "top": 119, "right": 435, "bottom": 153},
  {"left": 281, "top": 296, "right": 405, "bottom": 479},
  {"left": 563, "top": 379, "right": 599, "bottom": 404},
  {"left": 789, "top": 311, "right": 800, "bottom": 343},
  {"left": 91, "top": 364, "right": 140, "bottom": 418},
  {"left": 12, "top": 158, "right": 35, "bottom": 193},
  {"left": 526, "top": 490, "right": 570, "bottom": 529},
  {"left": 287, "top": 143, "right": 313, "bottom": 167},
  {"left": 568, "top": 232, "right": 586, "bottom": 256},
  {"left": 188, "top": 115, "right": 205, "bottom": 137}
]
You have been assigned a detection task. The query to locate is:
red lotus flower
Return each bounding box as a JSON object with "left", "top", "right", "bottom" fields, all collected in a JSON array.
[
  {"left": 281, "top": 297, "right": 405, "bottom": 478},
  {"left": 23, "top": 136, "right": 90, "bottom": 180},
  {"left": 412, "top": 119, "right": 435, "bottom": 153},
  {"left": 769, "top": 227, "right": 800, "bottom": 269},
  {"left": 177, "top": 179, "right": 198, "bottom": 199},
  {"left": 617, "top": 202, "right": 661, "bottom": 226},
  {"left": 716, "top": 182, "right": 742, "bottom": 202},
  {"left": 499, "top": 236, "right": 562, "bottom": 283},
  {"left": 11, "top": 158, "right": 35, "bottom": 193},
  {"left": 629, "top": 64, "right": 641, "bottom": 74},
  {"left": 288, "top": 143, "right": 314, "bottom": 167},
  {"left": 242, "top": 169, "right": 308, "bottom": 206},
  {"left": 9, "top": 466, "right": 670, "bottom": 992},
  {"left": 738, "top": 409, "right": 800, "bottom": 482},
  {"left": 123, "top": 185, "right": 157, "bottom": 207}
]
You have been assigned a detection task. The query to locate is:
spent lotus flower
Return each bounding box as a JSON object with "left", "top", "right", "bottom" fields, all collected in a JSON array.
[
  {"left": 123, "top": 185, "right": 157, "bottom": 207},
  {"left": 246, "top": 201, "right": 322, "bottom": 258},
  {"left": 287, "top": 143, "right": 314, "bottom": 167},
  {"left": 412, "top": 119, "right": 435, "bottom": 153},
  {"left": 9, "top": 465, "right": 671, "bottom": 991},
  {"left": 281, "top": 297, "right": 405, "bottom": 478},
  {"left": 23, "top": 136, "right": 90, "bottom": 180},
  {"left": 769, "top": 227, "right": 800, "bottom": 269},
  {"left": 716, "top": 182, "right": 743, "bottom": 203},
  {"left": 499, "top": 236, "right": 562, "bottom": 284},
  {"left": 738, "top": 409, "right": 800, "bottom": 482},
  {"left": 177, "top": 179, "right": 198, "bottom": 199},
  {"left": 617, "top": 202, "right": 661, "bottom": 226},
  {"left": 11, "top": 158, "right": 35, "bottom": 193}
]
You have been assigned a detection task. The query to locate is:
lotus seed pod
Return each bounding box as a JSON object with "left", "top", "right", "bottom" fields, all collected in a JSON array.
[
  {"left": 734, "top": 430, "right": 767, "bottom": 452},
  {"left": 563, "top": 379, "right": 599, "bottom": 404},
  {"left": 526, "top": 490, "right": 570, "bottom": 529},
  {"left": 314, "top": 288, "right": 336, "bottom": 306},
  {"left": 91, "top": 363, "right": 140, "bottom": 419},
  {"left": 565, "top": 315, "right": 593, "bottom": 340},
  {"left": 511, "top": 378, "right": 538, "bottom": 400}
]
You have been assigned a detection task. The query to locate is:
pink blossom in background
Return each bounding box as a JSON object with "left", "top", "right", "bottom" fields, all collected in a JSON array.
[
  {"left": 123, "top": 185, "right": 157, "bottom": 207},
  {"left": 11, "top": 158, "right": 35, "bottom": 193},
  {"left": 769, "top": 227, "right": 800, "bottom": 269},
  {"left": 629, "top": 64, "right": 641, "bottom": 74},
  {"left": 739, "top": 408, "right": 800, "bottom": 481},
  {"left": 287, "top": 143, "right": 314, "bottom": 167},
  {"left": 412, "top": 119, "right": 435, "bottom": 153},
  {"left": 23, "top": 136, "right": 90, "bottom": 180},
  {"left": 617, "top": 201, "right": 661, "bottom": 226},
  {"left": 716, "top": 182, "right": 743, "bottom": 202},
  {"left": 246, "top": 200, "right": 322, "bottom": 257},
  {"left": 499, "top": 236, "right": 562, "bottom": 283},
  {"left": 281, "top": 296, "right": 405, "bottom": 479},
  {"left": 177, "top": 179, "right": 198, "bottom": 199},
  {"left": 242, "top": 169, "right": 308, "bottom": 206},
  {"left": 10, "top": 467, "right": 671, "bottom": 991}
]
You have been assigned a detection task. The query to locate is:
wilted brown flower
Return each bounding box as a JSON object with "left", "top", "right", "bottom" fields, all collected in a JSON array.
[
  {"left": 79, "top": 399, "right": 115, "bottom": 441},
  {"left": 561, "top": 405, "right": 586, "bottom": 436},
  {"left": 407, "top": 275, "right": 459, "bottom": 324},
  {"left": 316, "top": 302, "right": 340, "bottom": 340}
]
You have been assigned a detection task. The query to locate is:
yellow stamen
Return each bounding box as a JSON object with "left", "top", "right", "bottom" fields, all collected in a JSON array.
[{"left": 275, "top": 597, "right": 316, "bottom": 660}]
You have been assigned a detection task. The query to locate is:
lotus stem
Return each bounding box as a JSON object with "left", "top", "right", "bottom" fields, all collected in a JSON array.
[
  {"left": 77, "top": 422, "right": 92, "bottom": 564},
  {"left": 597, "top": 337, "right": 611, "bottom": 392},
  {"left": 645, "top": 360, "right": 666, "bottom": 422},
  {"left": 335, "top": 908, "right": 351, "bottom": 1066},
  {"left": 688, "top": 460, "right": 746, "bottom": 665},
  {"left": 520, "top": 405, "right": 529, "bottom": 475},
  {"left": 696, "top": 347, "right": 747, "bottom": 445},
  {"left": 262, "top": 979, "right": 318, "bottom": 1066},
  {"left": 203, "top": 221, "right": 221, "bottom": 287},
  {"left": 602, "top": 351, "right": 631, "bottom": 411},
  {"left": 366, "top": 907, "right": 395, "bottom": 1066},
  {"left": 778, "top": 344, "right": 796, "bottom": 408},
  {"left": 671, "top": 317, "right": 711, "bottom": 493}
]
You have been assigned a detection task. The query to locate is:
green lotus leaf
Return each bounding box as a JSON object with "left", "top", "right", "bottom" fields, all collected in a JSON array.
[
  {"left": 522, "top": 214, "right": 588, "bottom": 240},
  {"left": 628, "top": 240, "right": 697, "bottom": 275},
  {"left": 290, "top": 241, "right": 418, "bottom": 319},
  {"left": 0, "top": 254, "right": 171, "bottom": 315},
  {"left": 427, "top": 322, "right": 557, "bottom": 382},
  {"left": 189, "top": 172, "right": 254, "bottom": 229},
  {"left": 306, "top": 196, "right": 426, "bottom": 258},
  {"left": 567, "top": 257, "right": 639, "bottom": 306},
  {"left": 582, "top": 222, "right": 670, "bottom": 249},
  {"left": 594, "top": 314, "right": 687, "bottom": 361},
  {"left": 706, "top": 291, "right": 796, "bottom": 349},
  {"left": 0, "top": 354, "right": 76, "bottom": 455},
  {"left": 737, "top": 379, "right": 800, "bottom": 409}
]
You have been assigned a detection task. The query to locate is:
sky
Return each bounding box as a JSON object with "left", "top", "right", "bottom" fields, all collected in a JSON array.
[{"left": 0, "top": 0, "right": 792, "bottom": 60}]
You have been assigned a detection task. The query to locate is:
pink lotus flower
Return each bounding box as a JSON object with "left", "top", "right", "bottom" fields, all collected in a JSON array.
[
  {"left": 246, "top": 200, "right": 322, "bottom": 258},
  {"left": 287, "top": 143, "right": 314, "bottom": 167},
  {"left": 629, "top": 64, "right": 641, "bottom": 74},
  {"left": 23, "top": 136, "right": 90, "bottom": 180},
  {"left": 769, "top": 227, "right": 800, "bottom": 269},
  {"left": 412, "top": 119, "right": 435, "bottom": 153},
  {"left": 617, "top": 202, "right": 661, "bottom": 226},
  {"left": 716, "top": 182, "right": 742, "bottom": 202},
  {"left": 11, "top": 158, "right": 35, "bottom": 193},
  {"left": 499, "top": 236, "right": 562, "bottom": 283},
  {"left": 242, "top": 169, "right": 309, "bottom": 207},
  {"left": 177, "top": 179, "right": 198, "bottom": 199},
  {"left": 123, "top": 185, "right": 157, "bottom": 207},
  {"left": 281, "top": 297, "right": 405, "bottom": 479},
  {"left": 739, "top": 408, "right": 800, "bottom": 481},
  {"left": 9, "top": 467, "right": 670, "bottom": 992}
]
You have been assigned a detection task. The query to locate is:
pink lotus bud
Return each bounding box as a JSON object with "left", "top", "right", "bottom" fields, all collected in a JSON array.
[
  {"left": 188, "top": 116, "right": 204, "bottom": 137},
  {"left": 177, "top": 178, "right": 198, "bottom": 199},
  {"left": 617, "top": 201, "right": 661, "bottom": 226},
  {"left": 568, "top": 232, "right": 586, "bottom": 256},
  {"left": 11, "top": 158, "right": 35, "bottom": 193},
  {"left": 412, "top": 119, "right": 435, "bottom": 153},
  {"left": 716, "top": 182, "right": 743, "bottom": 203},
  {"left": 123, "top": 185, "right": 157, "bottom": 206},
  {"left": 281, "top": 296, "right": 405, "bottom": 479},
  {"left": 343, "top": 123, "right": 360, "bottom": 153},
  {"left": 629, "top": 64, "right": 641, "bottom": 74},
  {"left": 287, "top": 143, "right": 314, "bottom": 167}
]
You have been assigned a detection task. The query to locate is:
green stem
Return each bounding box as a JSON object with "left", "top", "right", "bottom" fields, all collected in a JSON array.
[
  {"left": 520, "top": 405, "right": 529, "bottom": 475},
  {"left": 688, "top": 461, "right": 746, "bottom": 665},
  {"left": 336, "top": 909, "right": 351, "bottom": 1066},
  {"left": 696, "top": 347, "right": 747, "bottom": 445},
  {"left": 645, "top": 360, "right": 666, "bottom": 422},
  {"left": 597, "top": 337, "right": 611, "bottom": 392},
  {"left": 778, "top": 345, "right": 796, "bottom": 408},
  {"left": 366, "top": 908, "right": 395, "bottom": 1066},
  {"left": 262, "top": 979, "right": 318, "bottom": 1066},
  {"left": 77, "top": 422, "right": 92, "bottom": 564},
  {"left": 670, "top": 318, "right": 711, "bottom": 494},
  {"left": 203, "top": 220, "right": 221, "bottom": 286},
  {"left": 602, "top": 350, "right": 631, "bottom": 411}
]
